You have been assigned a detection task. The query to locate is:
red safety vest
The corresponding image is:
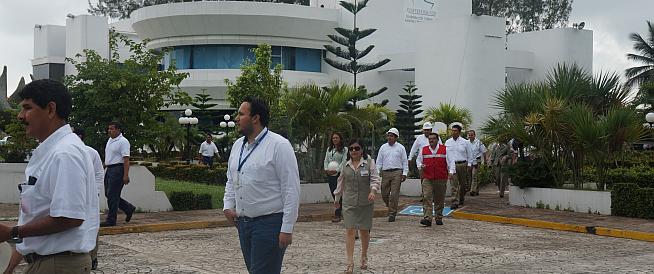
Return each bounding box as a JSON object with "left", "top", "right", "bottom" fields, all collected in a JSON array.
[{"left": 421, "top": 144, "right": 448, "bottom": 180}]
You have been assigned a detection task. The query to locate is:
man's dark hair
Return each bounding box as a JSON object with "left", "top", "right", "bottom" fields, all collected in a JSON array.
[
  {"left": 73, "top": 127, "right": 86, "bottom": 140},
  {"left": 467, "top": 129, "right": 476, "bottom": 135},
  {"left": 18, "top": 79, "right": 72, "bottom": 120},
  {"left": 428, "top": 132, "right": 439, "bottom": 139},
  {"left": 243, "top": 96, "right": 270, "bottom": 127},
  {"left": 451, "top": 124, "right": 462, "bottom": 131},
  {"left": 108, "top": 121, "right": 122, "bottom": 131}
]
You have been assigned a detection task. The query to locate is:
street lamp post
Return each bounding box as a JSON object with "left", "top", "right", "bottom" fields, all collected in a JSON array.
[
  {"left": 220, "top": 114, "right": 236, "bottom": 133},
  {"left": 646, "top": 112, "right": 654, "bottom": 129},
  {"left": 178, "top": 109, "right": 199, "bottom": 164}
]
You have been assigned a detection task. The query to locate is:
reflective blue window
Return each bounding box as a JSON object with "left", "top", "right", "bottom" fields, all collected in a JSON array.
[{"left": 163, "top": 44, "right": 321, "bottom": 72}]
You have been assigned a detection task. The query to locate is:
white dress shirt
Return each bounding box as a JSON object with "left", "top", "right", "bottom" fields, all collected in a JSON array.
[
  {"left": 84, "top": 146, "right": 105, "bottom": 195},
  {"left": 17, "top": 124, "right": 99, "bottom": 255},
  {"left": 469, "top": 139, "right": 488, "bottom": 165},
  {"left": 445, "top": 136, "right": 473, "bottom": 174},
  {"left": 104, "top": 134, "right": 130, "bottom": 165},
  {"left": 376, "top": 142, "right": 409, "bottom": 176},
  {"left": 408, "top": 134, "right": 442, "bottom": 161},
  {"left": 223, "top": 128, "right": 301, "bottom": 233},
  {"left": 199, "top": 141, "right": 219, "bottom": 157}
]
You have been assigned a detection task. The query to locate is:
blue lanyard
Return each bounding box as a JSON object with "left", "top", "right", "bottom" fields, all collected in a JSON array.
[{"left": 238, "top": 129, "right": 269, "bottom": 172}]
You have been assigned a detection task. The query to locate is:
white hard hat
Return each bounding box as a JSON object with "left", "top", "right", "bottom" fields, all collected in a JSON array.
[
  {"left": 387, "top": 128, "right": 399, "bottom": 137},
  {"left": 422, "top": 122, "right": 433, "bottom": 130}
]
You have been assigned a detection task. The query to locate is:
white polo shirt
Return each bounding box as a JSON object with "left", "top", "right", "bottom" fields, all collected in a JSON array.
[
  {"left": 84, "top": 146, "right": 105, "bottom": 195},
  {"left": 17, "top": 124, "right": 99, "bottom": 255},
  {"left": 199, "top": 141, "right": 219, "bottom": 157},
  {"left": 105, "top": 134, "right": 130, "bottom": 165}
]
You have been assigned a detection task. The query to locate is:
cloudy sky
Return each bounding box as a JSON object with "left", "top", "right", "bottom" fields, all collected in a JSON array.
[{"left": 1, "top": 0, "right": 653, "bottom": 96}]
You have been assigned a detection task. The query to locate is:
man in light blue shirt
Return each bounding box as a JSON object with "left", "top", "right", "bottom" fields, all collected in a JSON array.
[{"left": 223, "top": 96, "right": 300, "bottom": 274}]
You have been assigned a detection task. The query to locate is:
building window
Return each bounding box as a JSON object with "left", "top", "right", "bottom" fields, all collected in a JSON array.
[{"left": 163, "top": 44, "right": 321, "bottom": 72}]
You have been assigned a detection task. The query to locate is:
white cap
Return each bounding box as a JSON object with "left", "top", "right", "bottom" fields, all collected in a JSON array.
[
  {"left": 422, "top": 122, "right": 433, "bottom": 130},
  {"left": 387, "top": 128, "right": 400, "bottom": 137}
]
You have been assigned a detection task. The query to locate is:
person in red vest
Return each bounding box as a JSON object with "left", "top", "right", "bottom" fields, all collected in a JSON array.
[{"left": 416, "top": 132, "right": 450, "bottom": 226}]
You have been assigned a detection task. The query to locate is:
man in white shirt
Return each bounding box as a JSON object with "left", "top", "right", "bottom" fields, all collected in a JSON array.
[
  {"left": 408, "top": 122, "right": 443, "bottom": 163},
  {"left": 467, "top": 130, "right": 488, "bottom": 196},
  {"left": 102, "top": 122, "right": 136, "bottom": 227},
  {"left": 74, "top": 127, "right": 104, "bottom": 270},
  {"left": 0, "top": 79, "right": 98, "bottom": 273},
  {"left": 376, "top": 128, "right": 409, "bottom": 222},
  {"left": 223, "top": 96, "right": 300, "bottom": 274},
  {"left": 199, "top": 134, "right": 219, "bottom": 168},
  {"left": 445, "top": 124, "right": 473, "bottom": 209}
]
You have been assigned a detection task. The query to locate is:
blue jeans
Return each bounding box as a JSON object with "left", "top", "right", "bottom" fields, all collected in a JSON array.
[
  {"left": 202, "top": 156, "right": 214, "bottom": 168},
  {"left": 236, "top": 213, "right": 286, "bottom": 274},
  {"left": 104, "top": 165, "right": 135, "bottom": 225}
]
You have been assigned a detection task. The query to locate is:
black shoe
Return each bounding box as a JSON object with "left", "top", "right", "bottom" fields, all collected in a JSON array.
[
  {"left": 125, "top": 207, "right": 136, "bottom": 223},
  {"left": 388, "top": 215, "right": 396, "bottom": 222},
  {"left": 420, "top": 218, "right": 432, "bottom": 227},
  {"left": 100, "top": 222, "right": 115, "bottom": 227},
  {"left": 435, "top": 219, "right": 443, "bottom": 225},
  {"left": 92, "top": 258, "right": 98, "bottom": 270}
]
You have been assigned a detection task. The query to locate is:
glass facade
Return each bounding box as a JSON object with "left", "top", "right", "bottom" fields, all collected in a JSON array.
[{"left": 163, "top": 44, "right": 321, "bottom": 72}]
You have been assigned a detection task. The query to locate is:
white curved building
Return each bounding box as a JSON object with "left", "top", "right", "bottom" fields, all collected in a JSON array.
[{"left": 32, "top": 0, "right": 592, "bottom": 128}]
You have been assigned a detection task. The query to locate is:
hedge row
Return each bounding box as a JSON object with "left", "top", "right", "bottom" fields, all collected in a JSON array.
[
  {"left": 147, "top": 164, "right": 227, "bottom": 185},
  {"left": 605, "top": 167, "right": 654, "bottom": 189},
  {"left": 169, "top": 191, "right": 213, "bottom": 211},
  {"left": 611, "top": 184, "right": 654, "bottom": 219}
]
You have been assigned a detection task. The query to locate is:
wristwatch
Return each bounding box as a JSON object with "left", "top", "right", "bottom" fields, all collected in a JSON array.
[{"left": 9, "top": 226, "right": 22, "bottom": 244}]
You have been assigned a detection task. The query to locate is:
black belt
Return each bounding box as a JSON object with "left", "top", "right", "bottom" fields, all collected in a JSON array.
[
  {"left": 382, "top": 168, "right": 402, "bottom": 172},
  {"left": 455, "top": 161, "right": 467, "bottom": 164},
  {"left": 106, "top": 163, "right": 123, "bottom": 168},
  {"left": 237, "top": 212, "right": 283, "bottom": 223},
  {"left": 24, "top": 251, "right": 86, "bottom": 264},
  {"left": 476, "top": 157, "right": 482, "bottom": 160}
]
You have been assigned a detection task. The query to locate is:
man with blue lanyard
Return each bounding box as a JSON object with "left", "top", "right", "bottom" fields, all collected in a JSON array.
[{"left": 223, "top": 96, "right": 300, "bottom": 274}]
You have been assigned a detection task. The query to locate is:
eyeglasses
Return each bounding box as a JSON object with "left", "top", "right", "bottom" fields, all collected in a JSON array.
[{"left": 349, "top": 146, "right": 362, "bottom": 152}]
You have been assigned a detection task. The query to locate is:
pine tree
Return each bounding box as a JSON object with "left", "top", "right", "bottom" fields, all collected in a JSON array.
[
  {"left": 395, "top": 82, "right": 422, "bottom": 147},
  {"left": 191, "top": 89, "right": 218, "bottom": 111},
  {"left": 324, "top": 0, "right": 391, "bottom": 106}
]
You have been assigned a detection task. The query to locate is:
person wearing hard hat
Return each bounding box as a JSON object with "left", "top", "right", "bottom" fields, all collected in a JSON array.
[{"left": 376, "top": 128, "right": 409, "bottom": 222}]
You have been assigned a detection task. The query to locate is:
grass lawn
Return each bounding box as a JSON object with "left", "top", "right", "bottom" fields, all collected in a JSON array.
[{"left": 155, "top": 178, "right": 225, "bottom": 209}]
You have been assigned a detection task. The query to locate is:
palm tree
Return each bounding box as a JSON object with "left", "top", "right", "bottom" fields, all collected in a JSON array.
[
  {"left": 625, "top": 21, "right": 654, "bottom": 88},
  {"left": 423, "top": 102, "right": 472, "bottom": 129}
]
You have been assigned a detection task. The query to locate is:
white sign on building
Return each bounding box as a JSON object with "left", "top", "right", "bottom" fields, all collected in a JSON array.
[{"left": 404, "top": 0, "right": 437, "bottom": 24}]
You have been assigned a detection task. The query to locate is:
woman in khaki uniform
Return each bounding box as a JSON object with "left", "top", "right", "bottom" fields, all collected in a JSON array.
[{"left": 333, "top": 139, "right": 381, "bottom": 274}]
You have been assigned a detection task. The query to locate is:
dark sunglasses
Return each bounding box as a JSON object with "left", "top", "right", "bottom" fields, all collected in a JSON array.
[{"left": 349, "top": 146, "right": 362, "bottom": 152}]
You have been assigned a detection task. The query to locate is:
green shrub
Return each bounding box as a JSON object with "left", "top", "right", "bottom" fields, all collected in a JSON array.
[
  {"left": 477, "top": 164, "right": 493, "bottom": 186},
  {"left": 605, "top": 167, "right": 654, "bottom": 189},
  {"left": 139, "top": 162, "right": 153, "bottom": 167},
  {"left": 169, "top": 191, "right": 213, "bottom": 211},
  {"left": 505, "top": 158, "right": 556, "bottom": 188},
  {"left": 611, "top": 183, "right": 654, "bottom": 219},
  {"left": 148, "top": 164, "right": 227, "bottom": 185}
]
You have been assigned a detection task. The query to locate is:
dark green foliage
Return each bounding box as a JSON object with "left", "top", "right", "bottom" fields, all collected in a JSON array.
[
  {"left": 148, "top": 164, "right": 227, "bottom": 185},
  {"left": 505, "top": 158, "right": 556, "bottom": 188},
  {"left": 169, "top": 191, "right": 213, "bottom": 211},
  {"left": 395, "top": 82, "right": 422, "bottom": 147},
  {"left": 324, "top": 0, "right": 390, "bottom": 105},
  {"left": 611, "top": 184, "right": 654, "bottom": 219},
  {"left": 477, "top": 164, "right": 494, "bottom": 186},
  {"left": 605, "top": 167, "right": 654, "bottom": 189},
  {"left": 0, "top": 110, "right": 38, "bottom": 163},
  {"left": 472, "top": 0, "right": 573, "bottom": 34}
]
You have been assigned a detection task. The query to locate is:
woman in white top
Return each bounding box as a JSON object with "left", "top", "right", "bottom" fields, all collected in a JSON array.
[{"left": 323, "top": 132, "right": 348, "bottom": 222}]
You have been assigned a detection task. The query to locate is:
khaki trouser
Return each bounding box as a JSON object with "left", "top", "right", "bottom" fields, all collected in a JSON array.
[
  {"left": 25, "top": 253, "right": 92, "bottom": 274},
  {"left": 381, "top": 170, "right": 403, "bottom": 216},
  {"left": 422, "top": 179, "right": 447, "bottom": 220},
  {"left": 469, "top": 163, "right": 480, "bottom": 193},
  {"left": 450, "top": 163, "right": 469, "bottom": 204}
]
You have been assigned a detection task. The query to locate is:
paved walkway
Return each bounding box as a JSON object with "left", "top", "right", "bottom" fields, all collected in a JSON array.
[{"left": 12, "top": 217, "right": 654, "bottom": 273}]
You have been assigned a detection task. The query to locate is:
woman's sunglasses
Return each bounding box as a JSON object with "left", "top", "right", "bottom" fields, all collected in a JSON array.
[{"left": 349, "top": 146, "right": 362, "bottom": 152}]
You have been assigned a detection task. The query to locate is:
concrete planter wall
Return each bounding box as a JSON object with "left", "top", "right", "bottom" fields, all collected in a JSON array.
[
  {"left": 299, "top": 182, "right": 333, "bottom": 204},
  {"left": 509, "top": 185, "right": 611, "bottom": 215}
]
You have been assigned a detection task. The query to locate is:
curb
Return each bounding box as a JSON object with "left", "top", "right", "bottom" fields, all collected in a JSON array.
[
  {"left": 100, "top": 208, "right": 389, "bottom": 236},
  {"left": 451, "top": 211, "right": 654, "bottom": 243}
]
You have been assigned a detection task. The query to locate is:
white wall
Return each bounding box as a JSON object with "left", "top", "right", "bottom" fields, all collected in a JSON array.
[
  {"left": 32, "top": 25, "right": 66, "bottom": 66},
  {"left": 507, "top": 28, "right": 593, "bottom": 83},
  {"left": 65, "top": 15, "right": 109, "bottom": 75}
]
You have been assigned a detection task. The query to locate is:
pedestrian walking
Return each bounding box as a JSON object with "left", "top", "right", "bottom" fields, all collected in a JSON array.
[
  {"left": 199, "top": 134, "right": 219, "bottom": 168},
  {"left": 74, "top": 128, "right": 104, "bottom": 270},
  {"left": 445, "top": 124, "right": 473, "bottom": 209},
  {"left": 102, "top": 121, "right": 136, "bottom": 227},
  {"left": 0, "top": 79, "right": 99, "bottom": 273},
  {"left": 408, "top": 122, "right": 442, "bottom": 163},
  {"left": 467, "top": 130, "right": 487, "bottom": 196},
  {"left": 416, "top": 132, "right": 449, "bottom": 226},
  {"left": 490, "top": 140, "right": 511, "bottom": 197},
  {"left": 222, "top": 96, "right": 300, "bottom": 274},
  {"left": 324, "top": 132, "right": 348, "bottom": 223},
  {"left": 376, "top": 128, "right": 408, "bottom": 222},
  {"left": 333, "top": 138, "right": 380, "bottom": 274}
]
